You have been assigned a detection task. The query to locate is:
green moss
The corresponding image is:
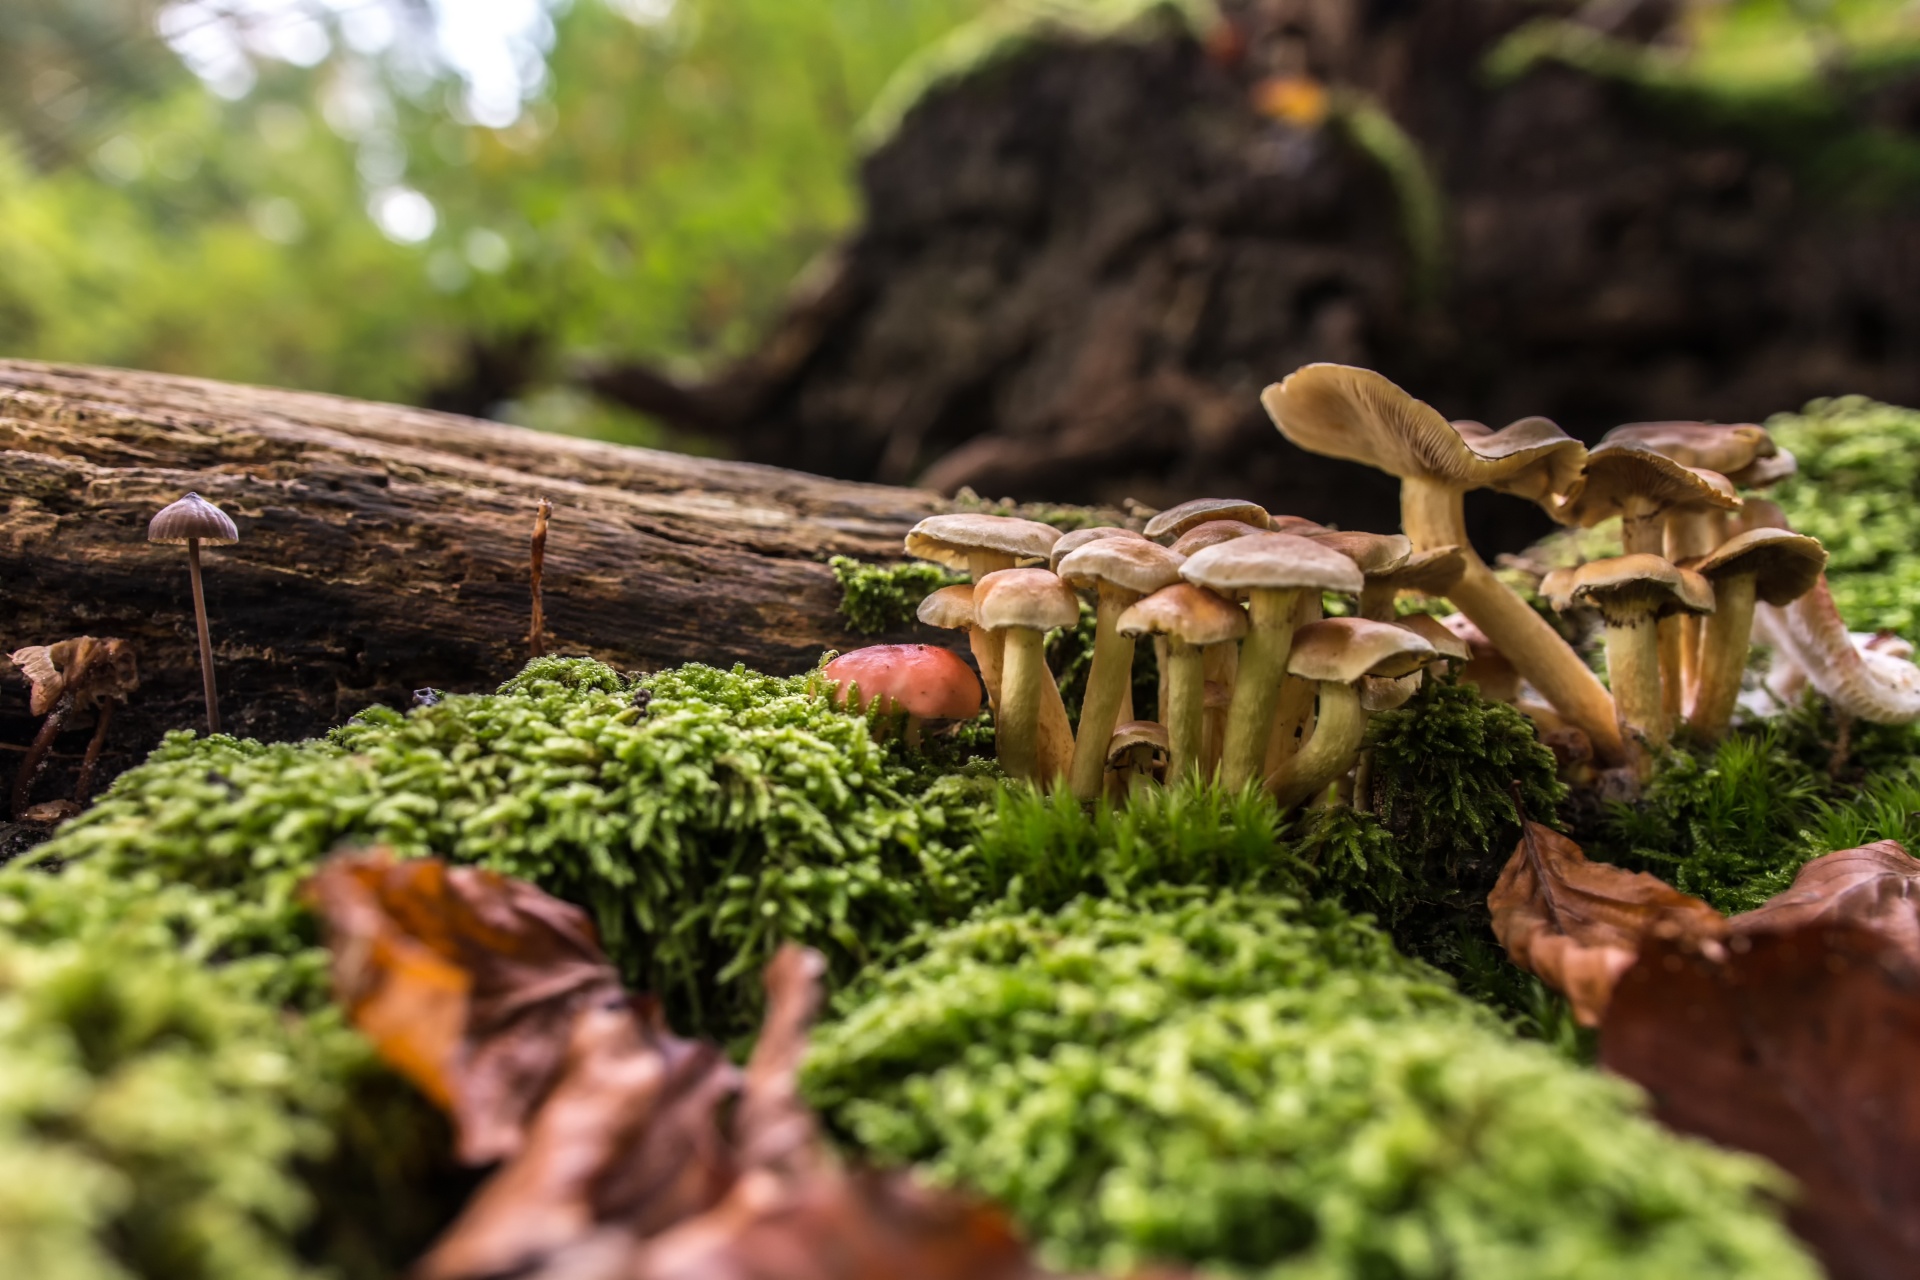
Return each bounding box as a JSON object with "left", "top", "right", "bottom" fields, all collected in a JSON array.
[
  {"left": 829, "top": 555, "right": 964, "bottom": 635},
  {"left": 1769, "top": 395, "right": 1920, "bottom": 633},
  {"left": 804, "top": 894, "right": 1816, "bottom": 1279},
  {"left": 945, "top": 486, "right": 1127, "bottom": 532}
]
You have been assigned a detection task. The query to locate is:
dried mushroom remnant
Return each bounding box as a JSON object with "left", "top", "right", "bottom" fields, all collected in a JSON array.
[
  {"left": 147, "top": 491, "right": 240, "bottom": 735},
  {"left": 1264, "top": 617, "right": 1434, "bottom": 810},
  {"left": 1118, "top": 584, "right": 1247, "bottom": 784},
  {"left": 8, "top": 636, "right": 138, "bottom": 820},
  {"left": 974, "top": 569, "right": 1081, "bottom": 784},
  {"left": 1687, "top": 529, "right": 1826, "bottom": 740},
  {"left": 1261, "top": 365, "right": 1623, "bottom": 764},
  {"left": 1105, "top": 719, "right": 1169, "bottom": 800},
  {"left": 820, "top": 645, "right": 983, "bottom": 750},
  {"left": 1056, "top": 539, "right": 1184, "bottom": 800}
]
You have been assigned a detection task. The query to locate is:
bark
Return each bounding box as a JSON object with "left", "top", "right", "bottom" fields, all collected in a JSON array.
[{"left": 0, "top": 360, "right": 952, "bottom": 801}]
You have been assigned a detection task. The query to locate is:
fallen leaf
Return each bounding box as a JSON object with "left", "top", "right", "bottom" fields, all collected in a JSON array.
[
  {"left": 1733, "top": 840, "right": 1920, "bottom": 965},
  {"left": 305, "top": 852, "right": 628, "bottom": 1164},
  {"left": 1488, "top": 820, "right": 1725, "bottom": 1024},
  {"left": 1601, "top": 925, "right": 1920, "bottom": 1280}
]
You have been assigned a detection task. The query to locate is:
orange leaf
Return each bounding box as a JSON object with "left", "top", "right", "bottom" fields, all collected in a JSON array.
[
  {"left": 1733, "top": 840, "right": 1920, "bottom": 965},
  {"left": 1487, "top": 820, "right": 1725, "bottom": 1024}
]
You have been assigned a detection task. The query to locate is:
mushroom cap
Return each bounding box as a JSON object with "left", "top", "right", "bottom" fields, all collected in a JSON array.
[
  {"left": 1554, "top": 444, "right": 1740, "bottom": 527},
  {"left": 1268, "top": 515, "right": 1332, "bottom": 535},
  {"left": 1368, "top": 544, "right": 1466, "bottom": 594},
  {"left": 1116, "top": 583, "right": 1249, "bottom": 647},
  {"left": 1142, "top": 498, "right": 1272, "bottom": 542},
  {"left": 1047, "top": 526, "right": 1147, "bottom": 572},
  {"left": 1106, "top": 719, "right": 1170, "bottom": 763},
  {"left": 973, "top": 567, "right": 1081, "bottom": 633},
  {"left": 1603, "top": 421, "right": 1776, "bottom": 475},
  {"left": 1057, "top": 537, "right": 1185, "bottom": 598},
  {"left": 1287, "top": 617, "right": 1438, "bottom": 683},
  {"left": 1728, "top": 450, "right": 1798, "bottom": 490},
  {"left": 1179, "top": 532, "right": 1365, "bottom": 598},
  {"left": 1262, "top": 365, "right": 1587, "bottom": 502},
  {"left": 820, "top": 645, "right": 982, "bottom": 720},
  {"left": 148, "top": 492, "right": 239, "bottom": 545},
  {"left": 1690, "top": 528, "right": 1827, "bottom": 605},
  {"left": 905, "top": 513, "right": 1060, "bottom": 570},
  {"left": 1301, "top": 529, "right": 1413, "bottom": 577},
  {"left": 1169, "top": 519, "right": 1266, "bottom": 557},
  {"left": 1541, "top": 554, "right": 1715, "bottom": 620},
  {"left": 9, "top": 636, "right": 139, "bottom": 715},
  {"left": 1393, "top": 613, "right": 1472, "bottom": 662},
  {"left": 916, "top": 584, "right": 976, "bottom": 631},
  {"left": 1736, "top": 497, "right": 1792, "bottom": 534}
]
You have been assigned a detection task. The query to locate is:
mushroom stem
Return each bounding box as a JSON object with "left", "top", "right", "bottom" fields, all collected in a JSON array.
[
  {"left": 1162, "top": 640, "right": 1206, "bottom": 784},
  {"left": 1265, "top": 681, "right": 1366, "bottom": 810},
  {"left": 1401, "top": 478, "right": 1625, "bottom": 764},
  {"left": 1201, "top": 642, "right": 1237, "bottom": 777},
  {"left": 966, "top": 550, "right": 1018, "bottom": 708},
  {"left": 1219, "top": 588, "right": 1303, "bottom": 790},
  {"left": 996, "top": 628, "right": 1047, "bottom": 782},
  {"left": 1358, "top": 582, "right": 1396, "bottom": 621},
  {"left": 1264, "top": 592, "right": 1322, "bottom": 775},
  {"left": 1658, "top": 618, "right": 1686, "bottom": 723},
  {"left": 1688, "top": 572, "right": 1757, "bottom": 741},
  {"left": 73, "top": 698, "right": 117, "bottom": 805},
  {"left": 1068, "top": 589, "right": 1136, "bottom": 799},
  {"left": 11, "top": 701, "right": 69, "bottom": 820},
  {"left": 1601, "top": 610, "right": 1668, "bottom": 749},
  {"left": 187, "top": 537, "right": 222, "bottom": 735}
]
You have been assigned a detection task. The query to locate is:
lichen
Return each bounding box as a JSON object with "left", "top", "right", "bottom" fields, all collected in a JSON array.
[
  {"left": 829, "top": 555, "right": 963, "bottom": 634},
  {"left": 804, "top": 894, "right": 1818, "bottom": 1280}
]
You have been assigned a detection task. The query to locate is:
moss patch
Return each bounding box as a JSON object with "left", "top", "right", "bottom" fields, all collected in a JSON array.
[{"left": 829, "top": 555, "right": 964, "bottom": 634}]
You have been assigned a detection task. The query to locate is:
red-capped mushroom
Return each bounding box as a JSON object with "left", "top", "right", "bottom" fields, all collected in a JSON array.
[{"left": 819, "top": 645, "right": 982, "bottom": 750}]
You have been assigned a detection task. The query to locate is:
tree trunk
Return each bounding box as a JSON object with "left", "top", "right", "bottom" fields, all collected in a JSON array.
[{"left": 0, "top": 361, "right": 949, "bottom": 806}]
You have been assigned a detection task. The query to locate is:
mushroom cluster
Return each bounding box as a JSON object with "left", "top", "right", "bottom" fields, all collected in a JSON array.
[
  {"left": 893, "top": 507, "right": 1460, "bottom": 807},
  {"left": 1264, "top": 364, "right": 1920, "bottom": 780}
]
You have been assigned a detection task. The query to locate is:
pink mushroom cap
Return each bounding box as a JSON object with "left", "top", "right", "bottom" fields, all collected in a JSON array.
[{"left": 821, "top": 645, "right": 982, "bottom": 720}]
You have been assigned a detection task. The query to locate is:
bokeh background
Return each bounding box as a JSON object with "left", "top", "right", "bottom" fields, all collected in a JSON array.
[{"left": 10, "top": 0, "right": 1920, "bottom": 544}]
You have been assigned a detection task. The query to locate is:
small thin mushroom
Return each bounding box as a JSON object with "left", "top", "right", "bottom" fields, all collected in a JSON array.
[
  {"left": 819, "top": 644, "right": 983, "bottom": 750},
  {"left": 973, "top": 568, "right": 1081, "bottom": 783},
  {"left": 916, "top": 585, "right": 997, "bottom": 702},
  {"left": 1048, "top": 526, "right": 1148, "bottom": 572},
  {"left": 1181, "top": 532, "right": 1364, "bottom": 791},
  {"left": 1684, "top": 528, "right": 1826, "bottom": 740},
  {"left": 1261, "top": 366, "right": 1622, "bottom": 763},
  {"left": 148, "top": 492, "right": 239, "bottom": 735},
  {"left": 1056, "top": 539, "right": 1185, "bottom": 800},
  {"left": 1117, "top": 583, "right": 1248, "bottom": 784},
  {"left": 1142, "top": 498, "right": 1273, "bottom": 543},
  {"left": 1105, "top": 719, "right": 1170, "bottom": 801},
  {"left": 1169, "top": 519, "right": 1266, "bottom": 558},
  {"left": 1264, "top": 618, "right": 1435, "bottom": 810},
  {"left": 1362, "top": 613, "right": 1472, "bottom": 709},
  {"left": 1540, "top": 555, "right": 1714, "bottom": 753}
]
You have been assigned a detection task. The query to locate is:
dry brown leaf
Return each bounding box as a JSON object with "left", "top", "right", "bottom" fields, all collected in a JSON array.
[
  {"left": 1733, "top": 840, "right": 1920, "bottom": 965},
  {"left": 1487, "top": 820, "right": 1726, "bottom": 1025},
  {"left": 304, "top": 852, "right": 628, "bottom": 1164},
  {"left": 1601, "top": 924, "right": 1920, "bottom": 1280}
]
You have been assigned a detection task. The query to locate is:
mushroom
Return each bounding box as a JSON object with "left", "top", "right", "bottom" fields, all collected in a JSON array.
[
  {"left": 1105, "top": 719, "right": 1170, "bottom": 801},
  {"left": 1142, "top": 498, "right": 1272, "bottom": 544},
  {"left": 915, "top": 584, "right": 991, "bottom": 692},
  {"left": 1260, "top": 366, "right": 1621, "bottom": 763},
  {"left": 1179, "top": 531, "right": 1364, "bottom": 791},
  {"left": 1048, "top": 526, "right": 1149, "bottom": 572},
  {"left": 1539, "top": 555, "right": 1714, "bottom": 752},
  {"left": 818, "top": 644, "right": 983, "bottom": 750},
  {"left": 1440, "top": 613, "right": 1520, "bottom": 703},
  {"left": 1117, "top": 583, "right": 1248, "bottom": 783},
  {"left": 1603, "top": 421, "right": 1778, "bottom": 476},
  {"left": 1056, "top": 538, "right": 1186, "bottom": 800},
  {"left": 1353, "top": 546, "right": 1465, "bottom": 621},
  {"left": 8, "top": 636, "right": 138, "bottom": 819},
  {"left": 1759, "top": 577, "right": 1920, "bottom": 726},
  {"left": 1685, "top": 529, "right": 1827, "bottom": 740},
  {"left": 973, "top": 568, "right": 1082, "bottom": 783},
  {"left": 148, "top": 492, "right": 240, "bottom": 735},
  {"left": 1169, "top": 519, "right": 1266, "bottom": 558},
  {"left": 1553, "top": 444, "right": 1740, "bottom": 557},
  {"left": 1264, "top": 618, "right": 1435, "bottom": 810}
]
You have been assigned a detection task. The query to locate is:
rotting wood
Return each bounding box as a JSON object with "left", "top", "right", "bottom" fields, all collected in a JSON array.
[{"left": 0, "top": 360, "right": 956, "bottom": 801}]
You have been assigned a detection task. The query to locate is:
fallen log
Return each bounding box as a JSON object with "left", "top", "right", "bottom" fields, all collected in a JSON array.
[{"left": 0, "top": 360, "right": 951, "bottom": 807}]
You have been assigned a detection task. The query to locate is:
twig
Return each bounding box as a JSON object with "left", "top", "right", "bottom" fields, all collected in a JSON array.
[{"left": 529, "top": 498, "right": 553, "bottom": 660}]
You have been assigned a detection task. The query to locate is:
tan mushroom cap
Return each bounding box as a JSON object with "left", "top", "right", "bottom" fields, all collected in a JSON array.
[
  {"left": 973, "top": 568, "right": 1080, "bottom": 633},
  {"left": 1048, "top": 526, "right": 1148, "bottom": 571},
  {"left": 1368, "top": 545, "right": 1465, "bottom": 595},
  {"left": 1117, "top": 583, "right": 1249, "bottom": 647},
  {"left": 1603, "top": 422, "right": 1776, "bottom": 476},
  {"left": 1728, "top": 450, "right": 1798, "bottom": 489},
  {"left": 1142, "top": 498, "right": 1272, "bottom": 542},
  {"left": 1690, "top": 528, "right": 1827, "bottom": 605},
  {"left": 1057, "top": 538, "right": 1185, "bottom": 597},
  {"left": 1179, "top": 532, "right": 1365, "bottom": 598},
  {"left": 1300, "top": 530, "right": 1412, "bottom": 575},
  {"left": 1107, "top": 719, "right": 1170, "bottom": 762},
  {"left": 1393, "top": 613, "right": 1472, "bottom": 662},
  {"left": 905, "top": 513, "right": 1061, "bottom": 570},
  {"left": 916, "top": 584, "right": 976, "bottom": 630},
  {"left": 1541, "top": 554, "right": 1715, "bottom": 620},
  {"left": 1287, "top": 617, "right": 1438, "bottom": 683},
  {"left": 1170, "top": 519, "right": 1266, "bottom": 557},
  {"left": 1262, "top": 365, "right": 1587, "bottom": 501},
  {"left": 1554, "top": 445, "right": 1740, "bottom": 527},
  {"left": 148, "top": 492, "right": 239, "bottom": 545}
]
